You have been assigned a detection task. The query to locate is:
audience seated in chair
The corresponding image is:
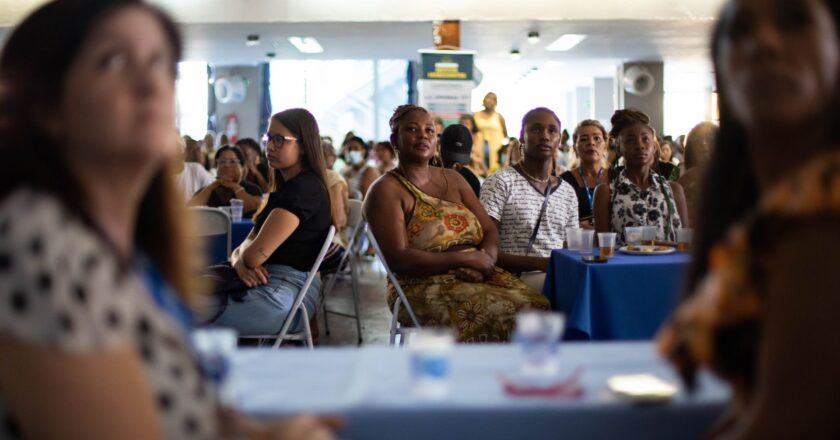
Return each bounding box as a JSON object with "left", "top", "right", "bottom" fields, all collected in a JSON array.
[
  {"left": 203, "top": 109, "right": 332, "bottom": 337},
  {"left": 364, "top": 104, "right": 549, "bottom": 343},
  {"left": 593, "top": 109, "right": 689, "bottom": 247},
  {"left": 479, "top": 107, "right": 580, "bottom": 291},
  {"left": 188, "top": 144, "right": 263, "bottom": 217}
]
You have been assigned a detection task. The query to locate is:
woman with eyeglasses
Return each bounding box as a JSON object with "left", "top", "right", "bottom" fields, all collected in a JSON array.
[
  {"left": 207, "top": 109, "right": 332, "bottom": 338},
  {"left": 188, "top": 145, "right": 263, "bottom": 217}
]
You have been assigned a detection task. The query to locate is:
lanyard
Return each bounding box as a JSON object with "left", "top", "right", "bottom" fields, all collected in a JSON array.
[
  {"left": 578, "top": 167, "right": 603, "bottom": 211},
  {"left": 134, "top": 256, "right": 194, "bottom": 336}
]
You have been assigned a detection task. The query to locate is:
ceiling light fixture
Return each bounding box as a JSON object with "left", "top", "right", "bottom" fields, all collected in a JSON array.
[
  {"left": 527, "top": 31, "right": 540, "bottom": 44},
  {"left": 509, "top": 49, "right": 521, "bottom": 60},
  {"left": 546, "top": 34, "right": 586, "bottom": 51},
  {"left": 288, "top": 36, "right": 324, "bottom": 54},
  {"left": 245, "top": 34, "right": 260, "bottom": 47}
]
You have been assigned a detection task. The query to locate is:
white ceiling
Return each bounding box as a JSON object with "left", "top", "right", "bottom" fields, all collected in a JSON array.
[
  {"left": 3, "top": 0, "right": 726, "bottom": 25},
  {"left": 0, "top": 0, "right": 721, "bottom": 65},
  {"left": 173, "top": 19, "right": 715, "bottom": 65}
]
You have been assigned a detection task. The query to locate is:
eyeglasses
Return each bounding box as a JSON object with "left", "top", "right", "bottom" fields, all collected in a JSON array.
[
  {"left": 262, "top": 133, "right": 297, "bottom": 149},
  {"left": 216, "top": 159, "right": 242, "bottom": 166}
]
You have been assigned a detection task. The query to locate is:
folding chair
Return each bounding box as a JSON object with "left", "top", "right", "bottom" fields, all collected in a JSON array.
[
  {"left": 239, "top": 225, "right": 336, "bottom": 349},
  {"left": 188, "top": 207, "right": 232, "bottom": 263},
  {"left": 319, "top": 200, "right": 364, "bottom": 344},
  {"left": 349, "top": 189, "right": 363, "bottom": 201},
  {"left": 365, "top": 226, "right": 422, "bottom": 346}
]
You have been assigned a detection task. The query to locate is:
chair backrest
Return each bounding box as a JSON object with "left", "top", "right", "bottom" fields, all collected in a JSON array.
[
  {"left": 274, "top": 225, "right": 337, "bottom": 345},
  {"left": 188, "top": 207, "right": 232, "bottom": 262},
  {"left": 347, "top": 199, "right": 363, "bottom": 230},
  {"left": 366, "top": 226, "right": 421, "bottom": 327}
]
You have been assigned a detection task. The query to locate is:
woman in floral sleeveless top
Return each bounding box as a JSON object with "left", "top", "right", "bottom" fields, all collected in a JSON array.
[{"left": 365, "top": 105, "right": 549, "bottom": 343}]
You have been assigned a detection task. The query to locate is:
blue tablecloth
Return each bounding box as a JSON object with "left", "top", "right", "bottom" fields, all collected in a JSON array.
[
  {"left": 232, "top": 220, "right": 253, "bottom": 249},
  {"left": 204, "top": 220, "right": 254, "bottom": 265},
  {"left": 543, "top": 249, "right": 691, "bottom": 341},
  {"left": 231, "top": 342, "right": 727, "bottom": 440}
]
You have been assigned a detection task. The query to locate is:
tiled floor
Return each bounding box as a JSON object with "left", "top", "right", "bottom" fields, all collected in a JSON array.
[{"left": 315, "top": 257, "right": 393, "bottom": 346}]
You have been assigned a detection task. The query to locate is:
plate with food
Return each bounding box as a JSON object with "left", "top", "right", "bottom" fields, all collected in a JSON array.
[
  {"left": 618, "top": 245, "right": 675, "bottom": 255},
  {"left": 607, "top": 374, "right": 678, "bottom": 403}
]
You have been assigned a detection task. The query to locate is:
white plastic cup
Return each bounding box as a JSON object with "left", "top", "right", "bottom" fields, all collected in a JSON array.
[
  {"left": 625, "top": 226, "right": 644, "bottom": 245},
  {"left": 598, "top": 232, "right": 617, "bottom": 257},
  {"left": 676, "top": 228, "right": 694, "bottom": 251},
  {"left": 566, "top": 228, "right": 582, "bottom": 251},
  {"left": 408, "top": 328, "right": 455, "bottom": 400},
  {"left": 514, "top": 311, "right": 566, "bottom": 377},
  {"left": 579, "top": 230, "right": 595, "bottom": 255},
  {"left": 230, "top": 199, "right": 244, "bottom": 222},
  {"left": 641, "top": 226, "right": 658, "bottom": 244}
]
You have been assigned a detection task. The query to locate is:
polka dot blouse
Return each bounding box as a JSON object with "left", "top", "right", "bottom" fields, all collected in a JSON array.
[{"left": 0, "top": 190, "right": 217, "bottom": 439}]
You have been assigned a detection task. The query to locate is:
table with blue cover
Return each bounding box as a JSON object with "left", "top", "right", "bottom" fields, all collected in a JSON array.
[
  {"left": 231, "top": 342, "right": 727, "bottom": 440},
  {"left": 543, "top": 249, "right": 691, "bottom": 341},
  {"left": 205, "top": 220, "right": 254, "bottom": 264},
  {"left": 232, "top": 220, "right": 253, "bottom": 249}
]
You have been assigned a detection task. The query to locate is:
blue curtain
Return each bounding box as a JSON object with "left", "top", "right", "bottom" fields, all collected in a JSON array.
[
  {"left": 207, "top": 63, "right": 217, "bottom": 133},
  {"left": 407, "top": 61, "right": 419, "bottom": 104},
  {"left": 259, "top": 62, "right": 271, "bottom": 137}
]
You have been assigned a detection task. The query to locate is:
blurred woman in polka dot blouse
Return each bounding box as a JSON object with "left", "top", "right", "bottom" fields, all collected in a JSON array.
[{"left": 0, "top": 1, "right": 335, "bottom": 439}]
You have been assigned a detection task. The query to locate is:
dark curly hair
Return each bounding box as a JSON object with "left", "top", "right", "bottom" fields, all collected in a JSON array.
[
  {"left": 214, "top": 145, "right": 245, "bottom": 166},
  {"left": 609, "top": 108, "right": 654, "bottom": 139}
]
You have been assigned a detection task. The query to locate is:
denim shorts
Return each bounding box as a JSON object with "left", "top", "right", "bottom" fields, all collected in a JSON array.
[{"left": 211, "top": 264, "right": 321, "bottom": 335}]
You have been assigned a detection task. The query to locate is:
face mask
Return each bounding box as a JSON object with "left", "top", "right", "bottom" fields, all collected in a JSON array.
[
  {"left": 500, "top": 153, "right": 508, "bottom": 166},
  {"left": 348, "top": 150, "right": 364, "bottom": 165}
]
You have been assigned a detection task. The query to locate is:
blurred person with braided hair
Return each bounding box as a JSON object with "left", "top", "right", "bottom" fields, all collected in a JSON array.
[{"left": 658, "top": 0, "right": 840, "bottom": 436}]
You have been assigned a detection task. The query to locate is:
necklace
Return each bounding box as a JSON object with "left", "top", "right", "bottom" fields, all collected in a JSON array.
[{"left": 516, "top": 163, "right": 549, "bottom": 184}]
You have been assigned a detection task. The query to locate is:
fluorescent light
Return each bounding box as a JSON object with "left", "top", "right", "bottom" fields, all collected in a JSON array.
[
  {"left": 288, "top": 37, "right": 324, "bottom": 54},
  {"left": 546, "top": 34, "right": 586, "bottom": 52}
]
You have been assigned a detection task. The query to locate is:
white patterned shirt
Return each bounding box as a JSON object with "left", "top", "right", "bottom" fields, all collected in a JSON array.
[
  {"left": 0, "top": 190, "right": 217, "bottom": 439},
  {"left": 480, "top": 167, "right": 579, "bottom": 257}
]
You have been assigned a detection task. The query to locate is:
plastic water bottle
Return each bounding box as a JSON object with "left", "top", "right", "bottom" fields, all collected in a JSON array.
[{"left": 408, "top": 328, "right": 455, "bottom": 400}]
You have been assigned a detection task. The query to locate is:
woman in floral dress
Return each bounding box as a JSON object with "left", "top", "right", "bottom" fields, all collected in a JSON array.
[{"left": 364, "top": 105, "right": 549, "bottom": 343}]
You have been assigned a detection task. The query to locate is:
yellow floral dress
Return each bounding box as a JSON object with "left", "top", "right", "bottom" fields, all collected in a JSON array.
[{"left": 388, "top": 172, "right": 550, "bottom": 343}]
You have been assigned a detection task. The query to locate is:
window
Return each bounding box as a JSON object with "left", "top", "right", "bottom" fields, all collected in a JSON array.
[
  {"left": 663, "top": 61, "right": 716, "bottom": 138},
  {"left": 269, "top": 59, "right": 408, "bottom": 144},
  {"left": 175, "top": 61, "right": 209, "bottom": 139}
]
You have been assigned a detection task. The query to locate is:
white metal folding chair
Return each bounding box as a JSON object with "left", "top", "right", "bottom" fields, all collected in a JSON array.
[
  {"left": 349, "top": 189, "right": 363, "bottom": 201},
  {"left": 188, "top": 207, "right": 232, "bottom": 261},
  {"left": 239, "top": 225, "right": 336, "bottom": 349},
  {"left": 366, "top": 226, "right": 421, "bottom": 346},
  {"left": 319, "top": 200, "right": 364, "bottom": 344}
]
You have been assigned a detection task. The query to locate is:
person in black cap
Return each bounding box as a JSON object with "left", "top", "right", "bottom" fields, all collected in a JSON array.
[{"left": 440, "top": 124, "right": 482, "bottom": 197}]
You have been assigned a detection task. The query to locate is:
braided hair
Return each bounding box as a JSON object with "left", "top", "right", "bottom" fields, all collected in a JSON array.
[
  {"left": 389, "top": 104, "right": 429, "bottom": 136},
  {"left": 609, "top": 108, "right": 657, "bottom": 179}
]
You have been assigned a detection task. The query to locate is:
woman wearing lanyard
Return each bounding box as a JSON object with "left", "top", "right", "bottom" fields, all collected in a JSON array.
[{"left": 561, "top": 120, "right": 610, "bottom": 229}]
